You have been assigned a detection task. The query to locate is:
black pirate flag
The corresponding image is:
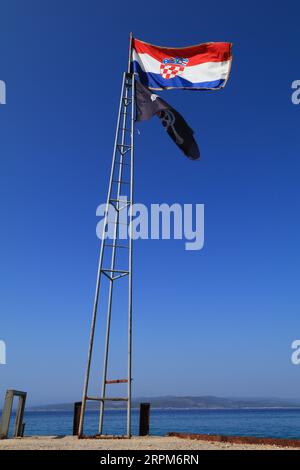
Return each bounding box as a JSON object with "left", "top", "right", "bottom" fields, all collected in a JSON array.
[{"left": 135, "top": 80, "right": 200, "bottom": 160}]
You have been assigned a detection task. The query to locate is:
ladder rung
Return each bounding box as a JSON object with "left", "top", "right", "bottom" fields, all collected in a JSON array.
[
  {"left": 116, "top": 161, "right": 130, "bottom": 166},
  {"left": 102, "top": 397, "right": 128, "bottom": 401},
  {"left": 112, "top": 273, "right": 129, "bottom": 281},
  {"left": 101, "top": 271, "right": 129, "bottom": 282},
  {"left": 109, "top": 203, "right": 130, "bottom": 212},
  {"left": 117, "top": 148, "right": 131, "bottom": 157},
  {"left": 102, "top": 269, "right": 129, "bottom": 274},
  {"left": 105, "top": 379, "right": 128, "bottom": 384},
  {"left": 118, "top": 149, "right": 131, "bottom": 157},
  {"left": 110, "top": 198, "right": 132, "bottom": 204},
  {"left": 86, "top": 396, "right": 128, "bottom": 402},
  {"left": 112, "top": 180, "right": 130, "bottom": 185}
]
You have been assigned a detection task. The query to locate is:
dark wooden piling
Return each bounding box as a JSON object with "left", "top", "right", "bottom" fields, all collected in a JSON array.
[
  {"left": 73, "top": 402, "right": 82, "bottom": 436},
  {"left": 139, "top": 402, "right": 150, "bottom": 436}
]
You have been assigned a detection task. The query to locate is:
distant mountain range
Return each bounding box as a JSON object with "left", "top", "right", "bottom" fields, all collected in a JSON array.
[{"left": 28, "top": 396, "right": 300, "bottom": 412}]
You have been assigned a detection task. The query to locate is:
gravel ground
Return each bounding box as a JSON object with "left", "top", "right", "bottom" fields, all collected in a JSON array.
[{"left": 0, "top": 435, "right": 296, "bottom": 450}]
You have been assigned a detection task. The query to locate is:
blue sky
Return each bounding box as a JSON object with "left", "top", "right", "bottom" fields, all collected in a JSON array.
[{"left": 1, "top": 0, "right": 300, "bottom": 406}]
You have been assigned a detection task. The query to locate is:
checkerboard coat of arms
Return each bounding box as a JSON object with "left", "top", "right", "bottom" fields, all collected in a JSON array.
[{"left": 160, "top": 57, "right": 189, "bottom": 79}]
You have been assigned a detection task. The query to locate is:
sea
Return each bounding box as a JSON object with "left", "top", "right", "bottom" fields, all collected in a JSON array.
[{"left": 7, "top": 408, "right": 300, "bottom": 439}]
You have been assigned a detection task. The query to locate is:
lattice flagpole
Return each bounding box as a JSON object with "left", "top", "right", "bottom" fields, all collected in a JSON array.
[{"left": 78, "top": 35, "right": 135, "bottom": 438}]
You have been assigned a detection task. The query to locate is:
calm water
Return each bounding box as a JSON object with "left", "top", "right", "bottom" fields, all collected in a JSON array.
[{"left": 9, "top": 409, "right": 300, "bottom": 439}]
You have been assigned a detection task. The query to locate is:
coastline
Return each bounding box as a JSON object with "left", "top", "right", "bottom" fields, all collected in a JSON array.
[{"left": 26, "top": 406, "right": 300, "bottom": 412}]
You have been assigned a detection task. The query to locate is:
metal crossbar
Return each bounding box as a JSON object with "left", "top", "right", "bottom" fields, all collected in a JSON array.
[
  {"left": 86, "top": 397, "right": 128, "bottom": 402},
  {"left": 78, "top": 72, "right": 135, "bottom": 438},
  {"left": 112, "top": 180, "right": 130, "bottom": 185}
]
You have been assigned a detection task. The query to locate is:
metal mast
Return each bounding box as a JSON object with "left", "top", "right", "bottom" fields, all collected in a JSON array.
[{"left": 78, "top": 43, "right": 135, "bottom": 436}]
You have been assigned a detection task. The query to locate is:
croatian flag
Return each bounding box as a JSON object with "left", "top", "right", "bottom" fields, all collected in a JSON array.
[{"left": 132, "top": 38, "right": 232, "bottom": 91}]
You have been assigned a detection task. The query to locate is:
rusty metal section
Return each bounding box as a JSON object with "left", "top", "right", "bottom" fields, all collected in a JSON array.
[{"left": 167, "top": 432, "right": 300, "bottom": 448}]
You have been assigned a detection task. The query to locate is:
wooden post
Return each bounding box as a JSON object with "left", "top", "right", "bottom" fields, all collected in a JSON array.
[
  {"left": 14, "top": 392, "right": 27, "bottom": 437},
  {"left": 73, "top": 402, "right": 82, "bottom": 436},
  {"left": 0, "top": 390, "right": 27, "bottom": 439},
  {"left": 0, "top": 390, "right": 14, "bottom": 439},
  {"left": 139, "top": 402, "right": 150, "bottom": 436}
]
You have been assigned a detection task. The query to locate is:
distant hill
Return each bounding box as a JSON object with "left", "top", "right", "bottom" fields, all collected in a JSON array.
[{"left": 28, "top": 396, "right": 300, "bottom": 412}]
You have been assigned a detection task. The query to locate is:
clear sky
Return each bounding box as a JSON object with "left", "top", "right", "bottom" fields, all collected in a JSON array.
[{"left": 1, "top": 0, "right": 300, "bottom": 406}]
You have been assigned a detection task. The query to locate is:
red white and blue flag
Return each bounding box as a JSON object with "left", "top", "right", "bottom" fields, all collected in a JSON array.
[{"left": 132, "top": 38, "right": 232, "bottom": 91}]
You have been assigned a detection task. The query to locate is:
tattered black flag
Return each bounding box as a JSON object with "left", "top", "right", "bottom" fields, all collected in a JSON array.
[{"left": 135, "top": 80, "right": 200, "bottom": 160}]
